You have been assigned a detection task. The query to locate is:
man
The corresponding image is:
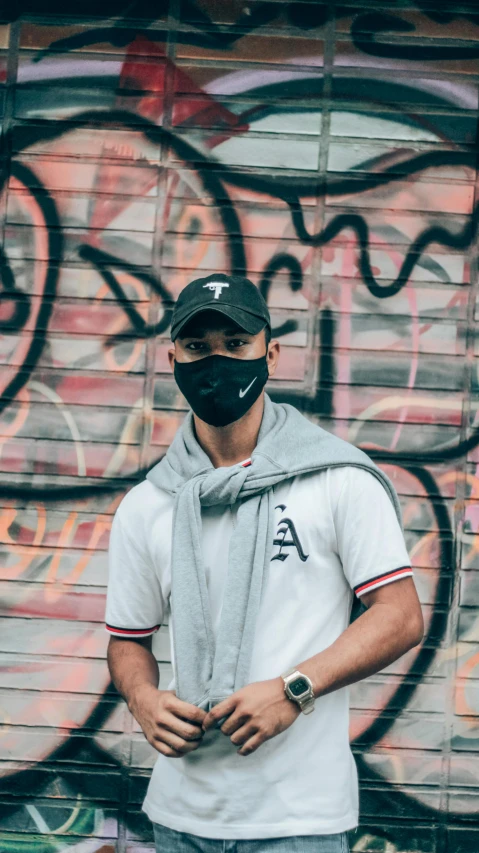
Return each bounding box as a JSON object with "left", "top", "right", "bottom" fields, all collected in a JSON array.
[{"left": 105, "top": 273, "right": 424, "bottom": 853}]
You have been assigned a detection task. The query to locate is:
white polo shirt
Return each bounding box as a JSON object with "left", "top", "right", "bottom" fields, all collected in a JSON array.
[{"left": 105, "top": 465, "right": 412, "bottom": 840}]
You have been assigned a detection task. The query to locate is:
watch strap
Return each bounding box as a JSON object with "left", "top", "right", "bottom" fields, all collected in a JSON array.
[
  {"left": 281, "top": 665, "right": 299, "bottom": 679},
  {"left": 298, "top": 694, "right": 315, "bottom": 714}
]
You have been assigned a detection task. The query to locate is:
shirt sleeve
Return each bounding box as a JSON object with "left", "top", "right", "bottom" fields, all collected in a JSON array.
[
  {"left": 330, "top": 465, "right": 413, "bottom": 598},
  {"left": 105, "top": 494, "right": 165, "bottom": 637}
]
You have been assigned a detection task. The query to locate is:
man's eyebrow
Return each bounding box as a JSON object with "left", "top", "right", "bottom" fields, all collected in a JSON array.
[{"left": 179, "top": 327, "right": 251, "bottom": 339}]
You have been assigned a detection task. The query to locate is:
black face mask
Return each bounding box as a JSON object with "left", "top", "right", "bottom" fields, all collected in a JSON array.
[{"left": 174, "top": 353, "right": 269, "bottom": 427}]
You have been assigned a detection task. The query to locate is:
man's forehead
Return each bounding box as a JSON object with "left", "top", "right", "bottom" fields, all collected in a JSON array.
[{"left": 178, "top": 313, "right": 250, "bottom": 339}]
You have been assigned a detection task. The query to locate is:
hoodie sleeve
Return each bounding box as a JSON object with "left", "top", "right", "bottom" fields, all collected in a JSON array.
[
  {"left": 330, "top": 466, "right": 413, "bottom": 598},
  {"left": 105, "top": 496, "right": 165, "bottom": 637}
]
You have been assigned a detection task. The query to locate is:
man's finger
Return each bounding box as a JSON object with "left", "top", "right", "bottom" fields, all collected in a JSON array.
[
  {"left": 154, "top": 727, "right": 202, "bottom": 755},
  {"left": 220, "top": 712, "right": 248, "bottom": 735},
  {"left": 160, "top": 711, "right": 205, "bottom": 741},
  {"left": 228, "top": 722, "right": 257, "bottom": 745},
  {"left": 202, "top": 696, "right": 237, "bottom": 730},
  {"left": 169, "top": 695, "right": 207, "bottom": 725},
  {"left": 238, "top": 733, "right": 263, "bottom": 756}
]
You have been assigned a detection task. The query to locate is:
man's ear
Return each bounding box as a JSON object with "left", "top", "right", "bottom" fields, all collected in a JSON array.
[
  {"left": 267, "top": 340, "right": 280, "bottom": 376},
  {"left": 168, "top": 347, "right": 176, "bottom": 370}
]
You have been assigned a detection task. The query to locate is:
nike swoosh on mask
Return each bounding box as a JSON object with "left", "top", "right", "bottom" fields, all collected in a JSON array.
[{"left": 239, "top": 376, "right": 257, "bottom": 398}]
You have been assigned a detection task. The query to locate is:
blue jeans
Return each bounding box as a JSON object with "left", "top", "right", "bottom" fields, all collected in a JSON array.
[{"left": 153, "top": 822, "right": 350, "bottom": 852}]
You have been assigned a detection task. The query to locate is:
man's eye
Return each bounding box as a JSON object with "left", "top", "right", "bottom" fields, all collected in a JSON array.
[
  {"left": 185, "top": 342, "right": 204, "bottom": 350},
  {"left": 228, "top": 339, "right": 246, "bottom": 347}
]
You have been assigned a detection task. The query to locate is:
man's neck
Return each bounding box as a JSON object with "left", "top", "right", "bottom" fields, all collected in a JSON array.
[{"left": 193, "top": 393, "right": 265, "bottom": 468}]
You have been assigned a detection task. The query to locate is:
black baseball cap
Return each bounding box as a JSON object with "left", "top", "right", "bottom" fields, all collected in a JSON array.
[{"left": 170, "top": 273, "right": 271, "bottom": 341}]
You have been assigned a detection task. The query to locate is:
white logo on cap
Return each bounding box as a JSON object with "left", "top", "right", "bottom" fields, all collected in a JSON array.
[{"left": 203, "top": 282, "right": 229, "bottom": 299}]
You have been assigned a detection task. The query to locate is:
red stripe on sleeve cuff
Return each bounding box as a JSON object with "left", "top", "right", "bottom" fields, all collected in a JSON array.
[
  {"left": 354, "top": 567, "right": 413, "bottom": 597},
  {"left": 105, "top": 623, "right": 161, "bottom": 637}
]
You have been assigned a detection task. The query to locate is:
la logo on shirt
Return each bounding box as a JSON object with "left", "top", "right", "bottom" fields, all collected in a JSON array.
[{"left": 271, "top": 503, "right": 309, "bottom": 563}]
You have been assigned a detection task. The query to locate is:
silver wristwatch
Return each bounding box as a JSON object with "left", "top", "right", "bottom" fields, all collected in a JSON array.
[{"left": 281, "top": 665, "right": 315, "bottom": 714}]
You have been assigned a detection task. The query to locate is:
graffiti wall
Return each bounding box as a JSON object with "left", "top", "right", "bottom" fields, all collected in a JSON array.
[{"left": 1, "top": 1, "right": 479, "bottom": 850}]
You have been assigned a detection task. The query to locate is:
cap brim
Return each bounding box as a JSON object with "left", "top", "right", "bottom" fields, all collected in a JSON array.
[{"left": 171, "top": 304, "right": 267, "bottom": 341}]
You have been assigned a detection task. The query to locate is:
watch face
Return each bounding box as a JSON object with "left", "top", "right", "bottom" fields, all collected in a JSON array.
[{"left": 289, "top": 677, "right": 309, "bottom": 697}]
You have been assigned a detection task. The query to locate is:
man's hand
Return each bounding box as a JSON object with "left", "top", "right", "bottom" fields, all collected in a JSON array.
[
  {"left": 130, "top": 684, "right": 207, "bottom": 758},
  {"left": 202, "top": 676, "right": 301, "bottom": 756}
]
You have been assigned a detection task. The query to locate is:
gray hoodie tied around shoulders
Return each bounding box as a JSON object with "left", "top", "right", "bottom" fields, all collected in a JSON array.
[{"left": 146, "top": 393, "right": 403, "bottom": 712}]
